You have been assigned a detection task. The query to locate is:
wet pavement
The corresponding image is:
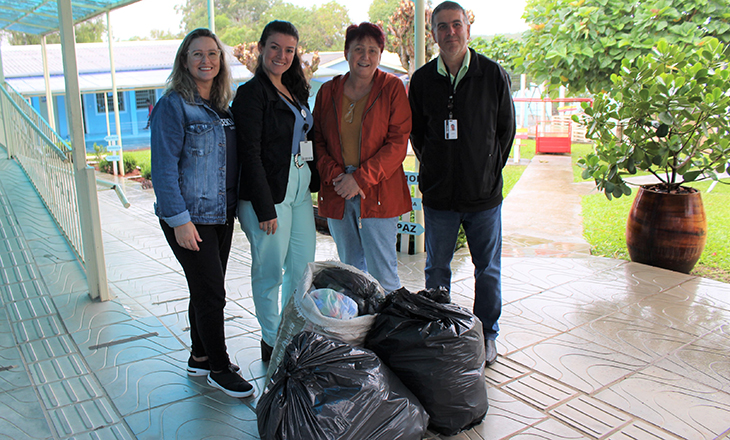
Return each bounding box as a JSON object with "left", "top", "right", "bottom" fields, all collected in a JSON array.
[{"left": 1, "top": 152, "right": 729, "bottom": 439}]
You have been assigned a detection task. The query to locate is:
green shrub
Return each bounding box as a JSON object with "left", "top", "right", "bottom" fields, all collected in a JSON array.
[{"left": 99, "top": 155, "right": 136, "bottom": 174}]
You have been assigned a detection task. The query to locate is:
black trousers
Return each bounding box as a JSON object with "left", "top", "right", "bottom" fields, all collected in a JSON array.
[{"left": 161, "top": 216, "right": 234, "bottom": 371}]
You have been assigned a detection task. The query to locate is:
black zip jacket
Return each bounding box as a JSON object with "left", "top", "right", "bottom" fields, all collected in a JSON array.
[
  {"left": 232, "top": 72, "right": 319, "bottom": 222},
  {"left": 409, "top": 48, "right": 515, "bottom": 212}
]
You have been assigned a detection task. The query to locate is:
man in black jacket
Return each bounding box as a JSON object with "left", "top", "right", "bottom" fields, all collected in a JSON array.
[{"left": 409, "top": 0, "right": 515, "bottom": 365}]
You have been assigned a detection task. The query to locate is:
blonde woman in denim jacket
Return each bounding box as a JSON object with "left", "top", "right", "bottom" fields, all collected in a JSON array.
[{"left": 151, "top": 28, "right": 253, "bottom": 399}]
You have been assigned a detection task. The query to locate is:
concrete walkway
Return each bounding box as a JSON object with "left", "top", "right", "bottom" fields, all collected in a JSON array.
[
  {"left": 502, "top": 154, "right": 594, "bottom": 257},
  {"left": 2, "top": 151, "right": 730, "bottom": 440}
]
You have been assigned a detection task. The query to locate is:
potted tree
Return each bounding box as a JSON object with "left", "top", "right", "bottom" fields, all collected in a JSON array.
[{"left": 576, "top": 37, "right": 730, "bottom": 273}]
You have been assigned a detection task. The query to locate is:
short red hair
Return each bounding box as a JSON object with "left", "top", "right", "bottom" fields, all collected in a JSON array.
[{"left": 344, "top": 22, "right": 385, "bottom": 54}]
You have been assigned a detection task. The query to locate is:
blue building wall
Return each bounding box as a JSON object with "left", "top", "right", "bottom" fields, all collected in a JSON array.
[{"left": 30, "top": 89, "right": 164, "bottom": 151}]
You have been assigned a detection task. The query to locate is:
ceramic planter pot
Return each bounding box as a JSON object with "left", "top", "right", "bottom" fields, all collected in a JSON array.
[{"left": 625, "top": 185, "right": 707, "bottom": 274}]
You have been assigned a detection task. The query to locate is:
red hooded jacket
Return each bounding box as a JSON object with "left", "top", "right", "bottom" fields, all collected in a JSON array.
[{"left": 314, "top": 68, "right": 412, "bottom": 219}]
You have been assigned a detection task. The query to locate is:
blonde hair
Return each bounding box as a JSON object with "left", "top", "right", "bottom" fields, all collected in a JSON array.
[{"left": 166, "top": 28, "right": 233, "bottom": 111}]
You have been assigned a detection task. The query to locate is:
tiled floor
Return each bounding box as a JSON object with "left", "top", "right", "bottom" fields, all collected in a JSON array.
[{"left": 1, "top": 154, "right": 730, "bottom": 439}]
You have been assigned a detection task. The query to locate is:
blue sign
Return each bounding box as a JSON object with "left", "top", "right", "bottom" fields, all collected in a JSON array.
[
  {"left": 411, "top": 197, "right": 422, "bottom": 210},
  {"left": 106, "top": 155, "right": 121, "bottom": 161},
  {"left": 107, "top": 145, "right": 121, "bottom": 152},
  {"left": 405, "top": 172, "right": 419, "bottom": 186},
  {"left": 397, "top": 221, "right": 424, "bottom": 235}
]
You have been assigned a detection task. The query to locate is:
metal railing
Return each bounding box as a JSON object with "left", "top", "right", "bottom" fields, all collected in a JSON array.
[{"left": 0, "top": 83, "right": 84, "bottom": 260}]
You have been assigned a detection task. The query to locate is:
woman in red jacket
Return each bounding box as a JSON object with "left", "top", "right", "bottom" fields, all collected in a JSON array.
[{"left": 313, "top": 22, "right": 412, "bottom": 293}]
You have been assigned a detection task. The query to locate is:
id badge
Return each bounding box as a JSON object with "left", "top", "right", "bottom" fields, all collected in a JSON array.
[
  {"left": 300, "top": 140, "right": 314, "bottom": 161},
  {"left": 444, "top": 119, "right": 458, "bottom": 140}
]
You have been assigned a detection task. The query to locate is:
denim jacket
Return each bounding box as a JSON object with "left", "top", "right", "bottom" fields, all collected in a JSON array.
[{"left": 151, "top": 90, "right": 231, "bottom": 227}]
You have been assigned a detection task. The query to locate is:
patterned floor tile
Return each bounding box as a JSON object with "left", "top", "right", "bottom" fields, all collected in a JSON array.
[
  {"left": 595, "top": 365, "right": 730, "bottom": 440},
  {"left": 124, "top": 394, "right": 258, "bottom": 440},
  {"left": 0, "top": 346, "right": 33, "bottom": 392},
  {"left": 549, "top": 394, "right": 632, "bottom": 438},
  {"left": 501, "top": 371, "right": 581, "bottom": 411},
  {"left": 567, "top": 309, "right": 703, "bottom": 364},
  {"left": 46, "top": 397, "right": 122, "bottom": 438},
  {"left": 507, "top": 332, "right": 647, "bottom": 394},
  {"left": 71, "top": 317, "right": 184, "bottom": 371},
  {"left": 95, "top": 352, "right": 214, "bottom": 416},
  {"left": 36, "top": 260, "right": 89, "bottom": 296},
  {"left": 509, "top": 417, "right": 588, "bottom": 439},
  {"left": 0, "top": 386, "right": 53, "bottom": 439},
  {"left": 607, "top": 419, "right": 685, "bottom": 440},
  {"left": 635, "top": 286, "right": 730, "bottom": 336},
  {"left": 51, "top": 292, "right": 133, "bottom": 333},
  {"left": 37, "top": 374, "right": 106, "bottom": 409},
  {"left": 465, "top": 387, "right": 548, "bottom": 440},
  {"left": 27, "top": 353, "right": 90, "bottom": 385},
  {"left": 1, "top": 278, "right": 46, "bottom": 304}
]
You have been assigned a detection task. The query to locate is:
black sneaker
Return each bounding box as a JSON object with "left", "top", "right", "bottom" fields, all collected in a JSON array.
[
  {"left": 187, "top": 356, "right": 240, "bottom": 377},
  {"left": 207, "top": 367, "right": 254, "bottom": 398}
]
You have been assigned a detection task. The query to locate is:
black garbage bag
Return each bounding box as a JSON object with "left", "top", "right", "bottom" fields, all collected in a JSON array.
[
  {"left": 417, "top": 286, "right": 451, "bottom": 304},
  {"left": 257, "top": 331, "right": 429, "bottom": 440},
  {"left": 312, "top": 265, "right": 387, "bottom": 315},
  {"left": 365, "top": 291, "right": 488, "bottom": 436}
]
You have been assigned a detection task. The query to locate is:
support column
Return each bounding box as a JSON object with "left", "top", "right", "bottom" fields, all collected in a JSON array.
[
  {"left": 412, "top": 0, "right": 426, "bottom": 254},
  {"left": 0, "top": 43, "right": 10, "bottom": 159},
  {"left": 41, "top": 36, "right": 57, "bottom": 131},
  {"left": 208, "top": 0, "right": 215, "bottom": 32},
  {"left": 58, "top": 0, "right": 110, "bottom": 301},
  {"left": 106, "top": 11, "right": 124, "bottom": 176}
]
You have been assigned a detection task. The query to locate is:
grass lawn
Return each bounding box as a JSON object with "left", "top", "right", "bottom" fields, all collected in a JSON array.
[
  {"left": 405, "top": 139, "right": 535, "bottom": 198},
  {"left": 574, "top": 144, "right": 730, "bottom": 283}
]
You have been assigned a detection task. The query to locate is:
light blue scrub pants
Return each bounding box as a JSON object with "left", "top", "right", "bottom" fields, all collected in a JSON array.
[{"left": 239, "top": 155, "right": 316, "bottom": 346}]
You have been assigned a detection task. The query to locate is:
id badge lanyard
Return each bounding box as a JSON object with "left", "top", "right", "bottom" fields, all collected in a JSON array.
[
  {"left": 444, "top": 66, "right": 458, "bottom": 140},
  {"left": 280, "top": 90, "right": 314, "bottom": 161}
]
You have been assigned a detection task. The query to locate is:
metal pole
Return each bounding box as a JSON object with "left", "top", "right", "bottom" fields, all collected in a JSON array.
[
  {"left": 208, "top": 0, "right": 215, "bottom": 33},
  {"left": 106, "top": 11, "right": 124, "bottom": 176},
  {"left": 0, "top": 43, "right": 10, "bottom": 159},
  {"left": 58, "top": 0, "right": 110, "bottom": 301},
  {"left": 41, "top": 36, "right": 57, "bottom": 131},
  {"left": 412, "top": 0, "right": 426, "bottom": 254}
]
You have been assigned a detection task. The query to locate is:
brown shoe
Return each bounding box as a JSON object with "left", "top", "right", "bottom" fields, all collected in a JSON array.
[{"left": 485, "top": 339, "right": 498, "bottom": 366}]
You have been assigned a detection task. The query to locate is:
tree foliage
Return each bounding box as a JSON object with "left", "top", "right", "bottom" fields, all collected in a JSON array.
[
  {"left": 6, "top": 17, "right": 105, "bottom": 45},
  {"left": 577, "top": 38, "right": 730, "bottom": 198},
  {"left": 383, "top": 0, "right": 434, "bottom": 76},
  {"left": 382, "top": 1, "right": 475, "bottom": 75},
  {"left": 178, "top": 0, "right": 274, "bottom": 33},
  {"left": 368, "top": 0, "right": 401, "bottom": 27},
  {"left": 519, "top": 0, "right": 730, "bottom": 95},
  {"left": 262, "top": 1, "right": 350, "bottom": 51},
  {"left": 470, "top": 35, "right": 524, "bottom": 74},
  {"left": 178, "top": 0, "right": 349, "bottom": 51}
]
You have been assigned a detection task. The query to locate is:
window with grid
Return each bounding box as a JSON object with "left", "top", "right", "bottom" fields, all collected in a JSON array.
[
  {"left": 95, "top": 92, "right": 125, "bottom": 113},
  {"left": 136, "top": 90, "right": 156, "bottom": 109}
]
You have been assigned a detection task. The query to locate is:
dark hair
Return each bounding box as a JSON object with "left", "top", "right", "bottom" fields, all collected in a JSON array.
[
  {"left": 344, "top": 22, "right": 385, "bottom": 54},
  {"left": 256, "top": 20, "right": 310, "bottom": 103},
  {"left": 431, "top": 1, "right": 468, "bottom": 27},
  {"left": 166, "top": 28, "right": 232, "bottom": 111}
]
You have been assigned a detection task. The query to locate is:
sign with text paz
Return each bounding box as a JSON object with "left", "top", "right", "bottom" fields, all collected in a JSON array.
[
  {"left": 397, "top": 221, "right": 424, "bottom": 235},
  {"left": 405, "top": 172, "right": 419, "bottom": 186}
]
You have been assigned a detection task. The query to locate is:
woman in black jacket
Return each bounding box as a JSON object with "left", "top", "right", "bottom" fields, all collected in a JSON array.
[{"left": 232, "top": 20, "right": 318, "bottom": 362}]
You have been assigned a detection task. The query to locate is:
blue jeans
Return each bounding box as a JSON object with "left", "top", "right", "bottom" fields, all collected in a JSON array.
[
  {"left": 327, "top": 196, "right": 401, "bottom": 292},
  {"left": 239, "top": 156, "right": 316, "bottom": 346},
  {"left": 423, "top": 205, "right": 502, "bottom": 340}
]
